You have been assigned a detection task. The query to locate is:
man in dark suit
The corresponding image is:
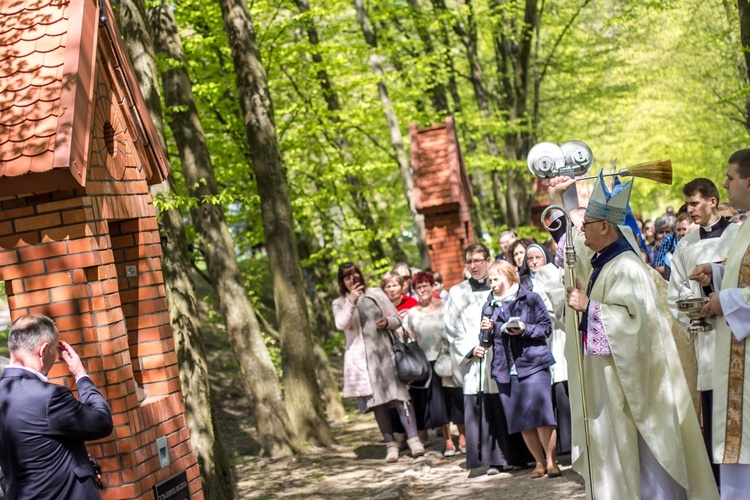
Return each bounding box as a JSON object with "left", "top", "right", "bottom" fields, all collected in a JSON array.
[{"left": 0, "top": 314, "right": 113, "bottom": 499}]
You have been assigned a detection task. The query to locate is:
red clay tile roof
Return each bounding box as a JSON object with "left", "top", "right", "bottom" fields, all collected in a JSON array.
[{"left": 0, "top": 0, "right": 168, "bottom": 196}]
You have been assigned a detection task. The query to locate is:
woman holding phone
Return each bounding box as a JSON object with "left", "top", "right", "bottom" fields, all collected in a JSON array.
[
  {"left": 474, "top": 260, "right": 558, "bottom": 478},
  {"left": 332, "top": 262, "right": 424, "bottom": 462}
]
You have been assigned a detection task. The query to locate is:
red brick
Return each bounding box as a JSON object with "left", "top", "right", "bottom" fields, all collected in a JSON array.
[
  {"left": 1, "top": 205, "right": 35, "bottom": 219},
  {"left": 0, "top": 220, "right": 13, "bottom": 236},
  {"left": 30, "top": 300, "right": 79, "bottom": 317},
  {"left": 112, "top": 335, "right": 129, "bottom": 353},
  {"left": 103, "top": 470, "right": 122, "bottom": 487},
  {"left": 8, "top": 289, "right": 50, "bottom": 308},
  {"left": 0, "top": 249, "right": 18, "bottom": 266},
  {"left": 113, "top": 396, "right": 137, "bottom": 415},
  {"left": 57, "top": 331, "right": 84, "bottom": 345},
  {"left": 145, "top": 381, "right": 170, "bottom": 395},
  {"left": 102, "top": 353, "right": 124, "bottom": 371},
  {"left": 50, "top": 283, "right": 90, "bottom": 302},
  {"left": 88, "top": 372, "right": 108, "bottom": 388},
  {"left": 97, "top": 457, "right": 120, "bottom": 472},
  {"left": 90, "top": 281, "right": 104, "bottom": 297},
  {"left": 115, "top": 427, "right": 133, "bottom": 440},
  {"left": 67, "top": 237, "right": 100, "bottom": 254},
  {"left": 134, "top": 341, "right": 166, "bottom": 357},
  {"left": 87, "top": 296, "right": 106, "bottom": 311},
  {"left": 0, "top": 231, "right": 41, "bottom": 250},
  {"left": 106, "top": 366, "right": 135, "bottom": 385},
  {"left": 103, "top": 279, "right": 120, "bottom": 294},
  {"left": 81, "top": 342, "right": 103, "bottom": 359},
  {"left": 104, "top": 483, "right": 140, "bottom": 499},
  {"left": 112, "top": 413, "right": 130, "bottom": 427},
  {"left": 82, "top": 327, "right": 100, "bottom": 342},
  {"left": 46, "top": 363, "right": 68, "bottom": 379},
  {"left": 42, "top": 223, "right": 95, "bottom": 242},
  {"left": 36, "top": 197, "right": 87, "bottom": 213},
  {"left": 14, "top": 212, "right": 62, "bottom": 232},
  {"left": 87, "top": 357, "right": 103, "bottom": 373},
  {"left": 46, "top": 252, "right": 103, "bottom": 272},
  {"left": 23, "top": 271, "right": 73, "bottom": 291},
  {"left": 171, "top": 441, "right": 191, "bottom": 460},
  {"left": 110, "top": 234, "right": 135, "bottom": 249},
  {"left": 61, "top": 209, "right": 92, "bottom": 225},
  {"left": 0, "top": 260, "right": 45, "bottom": 280}
]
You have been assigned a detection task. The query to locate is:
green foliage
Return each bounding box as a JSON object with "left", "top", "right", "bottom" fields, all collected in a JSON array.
[
  {"left": 323, "top": 332, "right": 345, "bottom": 357},
  {"left": 515, "top": 225, "right": 552, "bottom": 246},
  {"left": 157, "top": 0, "right": 750, "bottom": 338}
]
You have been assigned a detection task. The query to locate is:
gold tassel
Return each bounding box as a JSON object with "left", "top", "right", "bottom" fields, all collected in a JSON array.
[
  {"left": 620, "top": 159, "right": 672, "bottom": 185},
  {"left": 577, "top": 159, "right": 673, "bottom": 185}
]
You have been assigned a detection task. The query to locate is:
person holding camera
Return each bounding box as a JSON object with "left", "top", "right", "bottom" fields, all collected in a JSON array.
[
  {"left": 474, "top": 260, "right": 558, "bottom": 478},
  {"left": 332, "top": 262, "right": 424, "bottom": 462}
]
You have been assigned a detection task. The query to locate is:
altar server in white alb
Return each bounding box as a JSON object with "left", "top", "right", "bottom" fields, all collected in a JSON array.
[
  {"left": 668, "top": 177, "right": 739, "bottom": 486},
  {"left": 547, "top": 173, "right": 718, "bottom": 500},
  {"left": 689, "top": 149, "right": 750, "bottom": 500}
]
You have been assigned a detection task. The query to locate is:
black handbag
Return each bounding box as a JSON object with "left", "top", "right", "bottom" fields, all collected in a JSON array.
[{"left": 388, "top": 327, "right": 432, "bottom": 387}]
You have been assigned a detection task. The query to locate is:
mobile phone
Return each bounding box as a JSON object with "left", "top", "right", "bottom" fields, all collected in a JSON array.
[
  {"left": 351, "top": 275, "right": 362, "bottom": 286},
  {"left": 506, "top": 316, "right": 522, "bottom": 331}
]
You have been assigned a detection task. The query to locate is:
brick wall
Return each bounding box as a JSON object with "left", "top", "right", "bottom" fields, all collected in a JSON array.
[
  {"left": 411, "top": 117, "right": 474, "bottom": 288},
  {"left": 0, "top": 34, "right": 202, "bottom": 499}
]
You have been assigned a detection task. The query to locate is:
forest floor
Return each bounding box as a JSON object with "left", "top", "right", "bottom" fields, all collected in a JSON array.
[{"left": 206, "top": 329, "right": 586, "bottom": 499}]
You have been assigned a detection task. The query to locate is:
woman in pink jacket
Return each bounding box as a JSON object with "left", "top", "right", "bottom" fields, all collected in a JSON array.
[{"left": 332, "top": 262, "right": 424, "bottom": 462}]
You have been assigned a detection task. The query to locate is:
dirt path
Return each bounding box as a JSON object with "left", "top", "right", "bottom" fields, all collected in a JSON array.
[
  {"left": 206, "top": 330, "right": 585, "bottom": 499},
  {"left": 227, "top": 410, "right": 585, "bottom": 499}
]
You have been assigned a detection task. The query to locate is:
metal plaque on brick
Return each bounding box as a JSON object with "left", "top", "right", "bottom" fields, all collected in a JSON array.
[{"left": 153, "top": 470, "right": 190, "bottom": 500}]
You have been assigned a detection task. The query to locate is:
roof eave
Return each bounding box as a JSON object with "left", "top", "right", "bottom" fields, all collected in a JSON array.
[{"left": 53, "top": 0, "right": 101, "bottom": 187}]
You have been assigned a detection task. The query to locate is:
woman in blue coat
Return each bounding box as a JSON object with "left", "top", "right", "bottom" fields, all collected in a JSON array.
[{"left": 475, "top": 260, "right": 558, "bottom": 478}]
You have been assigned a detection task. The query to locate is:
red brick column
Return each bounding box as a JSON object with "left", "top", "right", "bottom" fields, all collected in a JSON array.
[
  {"left": 0, "top": 191, "right": 202, "bottom": 499},
  {"left": 411, "top": 117, "right": 474, "bottom": 288}
]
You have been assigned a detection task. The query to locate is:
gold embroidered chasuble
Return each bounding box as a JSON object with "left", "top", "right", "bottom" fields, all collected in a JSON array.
[{"left": 713, "top": 221, "right": 750, "bottom": 463}]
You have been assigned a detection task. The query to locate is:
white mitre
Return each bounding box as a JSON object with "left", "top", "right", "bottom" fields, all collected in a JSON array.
[{"left": 585, "top": 171, "right": 634, "bottom": 225}]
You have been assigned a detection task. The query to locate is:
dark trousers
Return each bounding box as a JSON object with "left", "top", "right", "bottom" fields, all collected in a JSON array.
[{"left": 702, "top": 390, "right": 720, "bottom": 487}]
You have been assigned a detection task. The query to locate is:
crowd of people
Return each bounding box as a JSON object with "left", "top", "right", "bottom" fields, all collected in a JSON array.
[{"left": 333, "top": 148, "right": 750, "bottom": 499}]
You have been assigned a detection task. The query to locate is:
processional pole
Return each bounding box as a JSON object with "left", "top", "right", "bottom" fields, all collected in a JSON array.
[{"left": 541, "top": 205, "right": 595, "bottom": 498}]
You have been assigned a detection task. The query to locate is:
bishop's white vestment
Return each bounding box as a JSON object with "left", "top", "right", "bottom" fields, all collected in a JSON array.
[{"left": 564, "top": 228, "right": 718, "bottom": 500}]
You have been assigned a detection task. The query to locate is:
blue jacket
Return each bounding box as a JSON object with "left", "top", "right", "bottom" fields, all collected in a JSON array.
[
  {"left": 0, "top": 368, "right": 113, "bottom": 500},
  {"left": 482, "top": 287, "right": 554, "bottom": 384}
]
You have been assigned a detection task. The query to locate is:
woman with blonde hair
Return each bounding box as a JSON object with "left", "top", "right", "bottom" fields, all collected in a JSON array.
[{"left": 475, "top": 260, "right": 558, "bottom": 478}]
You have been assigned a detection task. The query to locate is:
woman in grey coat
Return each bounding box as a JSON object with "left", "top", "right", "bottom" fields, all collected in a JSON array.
[{"left": 332, "top": 262, "right": 424, "bottom": 462}]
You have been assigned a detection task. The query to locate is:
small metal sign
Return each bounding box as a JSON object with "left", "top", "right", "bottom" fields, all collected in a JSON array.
[{"left": 153, "top": 470, "right": 190, "bottom": 500}]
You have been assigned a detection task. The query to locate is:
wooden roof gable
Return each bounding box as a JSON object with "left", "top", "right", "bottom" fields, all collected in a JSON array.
[{"left": 0, "top": 0, "right": 168, "bottom": 197}]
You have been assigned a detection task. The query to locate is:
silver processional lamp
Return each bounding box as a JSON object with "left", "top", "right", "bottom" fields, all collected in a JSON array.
[{"left": 527, "top": 140, "right": 594, "bottom": 210}]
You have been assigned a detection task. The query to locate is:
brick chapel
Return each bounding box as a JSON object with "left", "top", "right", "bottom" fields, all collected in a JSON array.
[{"left": 0, "top": 0, "right": 202, "bottom": 497}]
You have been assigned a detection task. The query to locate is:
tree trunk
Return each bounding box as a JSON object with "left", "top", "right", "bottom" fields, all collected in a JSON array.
[
  {"left": 498, "top": 0, "right": 537, "bottom": 225},
  {"left": 353, "top": 0, "right": 431, "bottom": 270},
  {"left": 432, "top": 6, "right": 489, "bottom": 237},
  {"left": 432, "top": 0, "right": 506, "bottom": 225},
  {"left": 152, "top": 180, "right": 236, "bottom": 499},
  {"left": 738, "top": 0, "right": 750, "bottom": 133},
  {"left": 217, "top": 0, "right": 334, "bottom": 448},
  {"left": 296, "top": 233, "right": 346, "bottom": 424},
  {"left": 112, "top": 0, "right": 234, "bottom": 496}
]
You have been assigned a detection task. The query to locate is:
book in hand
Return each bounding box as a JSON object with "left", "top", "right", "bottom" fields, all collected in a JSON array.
[{"left": 505, "top": 317, "right": 522, "bottom": 331}]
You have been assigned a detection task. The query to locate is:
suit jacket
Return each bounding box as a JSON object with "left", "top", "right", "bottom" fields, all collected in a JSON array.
[{"left": 0, "top": 367, "right": 113, "bottom": 500}]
